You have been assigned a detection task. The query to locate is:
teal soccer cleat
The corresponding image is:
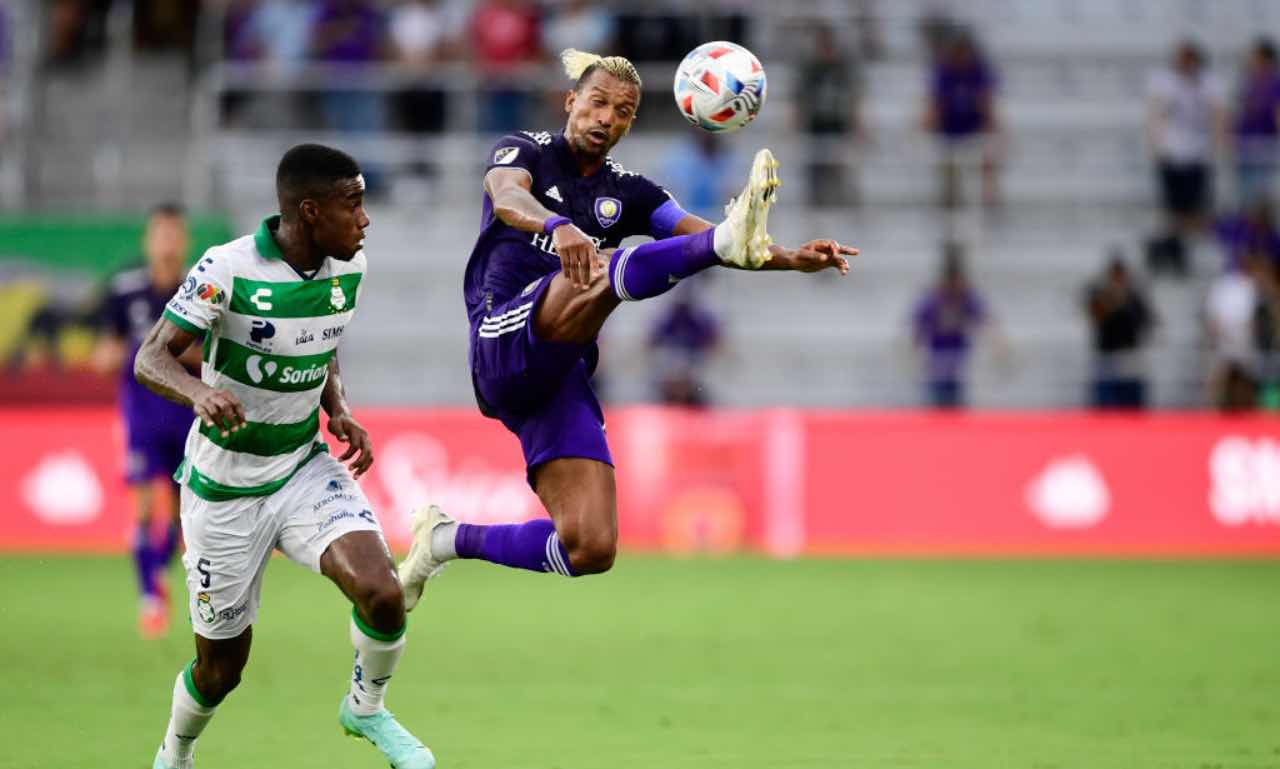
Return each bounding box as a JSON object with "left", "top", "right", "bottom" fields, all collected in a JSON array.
[{"left": 339, "top": 697, "right": 436, "bottom": 769}]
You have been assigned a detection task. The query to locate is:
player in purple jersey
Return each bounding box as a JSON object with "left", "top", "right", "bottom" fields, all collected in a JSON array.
[
  {"left": 397, "top": 49, "right": 856, "bottom": 600},
  {"left": 93, "top": 204, "right": 199, "bottom": 638}
]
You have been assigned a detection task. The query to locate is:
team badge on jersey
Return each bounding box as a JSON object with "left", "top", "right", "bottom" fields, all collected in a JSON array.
[
  {"left": 594, "top": 197, "right": 622, "bottom": 228},
  {"left": 330, "top": 277, "right": 347, "bottom": 311},
  {"left": 493, "top": 146, "right": 520, "bottom": 165},
  {"left": 197, "top": 283, "right": 225, "bottom": 305}
]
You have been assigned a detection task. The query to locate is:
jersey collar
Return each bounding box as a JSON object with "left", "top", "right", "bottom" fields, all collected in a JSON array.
[{"left": 254, "top": 216, "right": 285, "bottom": 261}]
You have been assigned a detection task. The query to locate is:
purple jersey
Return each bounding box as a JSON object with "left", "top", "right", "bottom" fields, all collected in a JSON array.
[
  {"left": 1235, "top": 72, "right": 1280, "bottom": 138},
  {"left": 463, "top": 131, "right": 684, "bottom": 324},
  {"left": 932, "top": 61, "right": 995, "bottom": 137},
  {"left": 102, "top": 267, "right": 194, "bottom": 480}
]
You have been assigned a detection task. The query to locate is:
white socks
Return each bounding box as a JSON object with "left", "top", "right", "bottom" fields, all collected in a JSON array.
[
  {"left": 430, "top": 520, "right": 459, "bottom": 561},
  {"left": 712, "top": 220, "right": 735, "bottom": 260},
  {"left": 158, "top": 664, "right": 216, "bottom": 768},
  {"left": 348, "top": 612, "right": 407, "bottom": 716}
]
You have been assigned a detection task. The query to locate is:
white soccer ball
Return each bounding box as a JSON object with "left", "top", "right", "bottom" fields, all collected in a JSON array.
[{"left": 673, "top": 41, "right": 767, "bottom": 133}]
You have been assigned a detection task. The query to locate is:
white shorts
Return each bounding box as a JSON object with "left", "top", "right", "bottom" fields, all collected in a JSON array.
[{"left": 179, "top": 452, "right": 384, "bottom": 640}]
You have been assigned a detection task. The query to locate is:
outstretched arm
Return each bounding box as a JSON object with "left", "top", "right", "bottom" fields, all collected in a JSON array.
[
  {"left": 135, "top": 318, "right": 245, "bottom": 438},
  {"left": 672, "top": 214, "right": 855, "bottom": 275},
  {"left": 485, "top": 167, "right": 600, "bottom": 290}
]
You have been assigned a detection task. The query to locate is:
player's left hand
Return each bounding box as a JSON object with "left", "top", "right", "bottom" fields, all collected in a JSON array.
[
  {"left": 328, "top": 413, "right": 374, "bottom": 479},
  {"left": 768, "top": 240, "right": 856, "bottom": 275}
]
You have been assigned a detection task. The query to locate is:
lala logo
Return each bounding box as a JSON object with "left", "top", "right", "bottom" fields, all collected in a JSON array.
[{"left": 594, "top": 197, "right": 622, "bottom": 229}]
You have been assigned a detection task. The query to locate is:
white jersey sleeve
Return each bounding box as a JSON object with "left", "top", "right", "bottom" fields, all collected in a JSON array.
[{"left": 164, "top": 249, "right": 232, "bottom": 335}]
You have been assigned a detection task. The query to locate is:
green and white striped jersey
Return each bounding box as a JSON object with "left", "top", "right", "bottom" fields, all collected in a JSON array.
[{"left": 163, "top": 215, "right": 365, "bottom": 502}]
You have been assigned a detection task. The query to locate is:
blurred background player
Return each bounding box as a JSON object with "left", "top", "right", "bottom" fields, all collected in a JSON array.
[{"left": 92, "top": 203, "right": 196, "bottom": 639}]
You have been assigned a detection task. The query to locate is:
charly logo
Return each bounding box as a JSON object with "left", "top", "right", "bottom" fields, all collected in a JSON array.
[
  {"left": 196, "top": 592, "right": 216, "bottom": 624},
  {"left": 493, "top": 146, "right": 520, "bottom": 165},
  {"left": 249, "top": 319, "right": 276, "bottom": 349},
  {"left": 330, "top": 277, "right": 347, "bottom": 311},
  {"left": 594, "top": 197, "right": 622, "bottom": 228},
  {"left": 250, "top": 287, "right": 273, "bottom": 311},
  {"left": 245, "top": 354, "right": 278, "bottom": 384}
]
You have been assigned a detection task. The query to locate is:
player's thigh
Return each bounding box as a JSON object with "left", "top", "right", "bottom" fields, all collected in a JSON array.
[
  {"left": 533, "top": 263, "right": 621, "bottom": 344},
  {"left": 473, "top": 275, "right": 594, "bottom": 413},
  {"left": 271, "top": 453, "right": 386, "bottom": 575},
  {"left": 533, "top": 457, "right": 617, "bottom": 551},
  {"left": 179, "top": 486, "right": 275, "bottom": 640}
]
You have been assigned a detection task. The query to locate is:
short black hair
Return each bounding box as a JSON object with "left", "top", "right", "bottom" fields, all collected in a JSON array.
[
  {"left": 148, "top": 201, "right": 186, "bottom": 220},
  {"left": 276, "top": 144, "right": 361, "bottom": 217}
]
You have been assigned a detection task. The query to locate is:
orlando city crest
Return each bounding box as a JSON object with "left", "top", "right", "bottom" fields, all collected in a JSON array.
[
  {"left": 594, "top": 197, "right": 622, "bottom": 229},
  {"left": 330, "top": 277, "right": 347, "bottom": 311}
]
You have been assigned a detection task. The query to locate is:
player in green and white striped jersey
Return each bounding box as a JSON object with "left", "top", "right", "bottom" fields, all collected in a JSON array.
[{"left": 135, "top": 145, "right": 435, "bottom": 769}]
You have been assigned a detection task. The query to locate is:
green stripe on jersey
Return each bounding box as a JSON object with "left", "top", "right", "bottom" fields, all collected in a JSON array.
[
  {"left": 181, "top": 443, "right": 328, "bottom": 501},
  {"left": 163, "top": 307, "right": 205, "bottom": 336},
  {"left": 213, "top": 338, "right": 333, "bottom": 393},
  {"left": 229, "top": 273, "right": 361, "bottom": 318},
  {"left": 198, "top": 408, "right": 320, "bottom": 456}
]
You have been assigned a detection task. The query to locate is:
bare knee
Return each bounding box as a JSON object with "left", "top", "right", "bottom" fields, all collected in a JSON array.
[
  {"left": 354, "top": 573, "right": 405, "bottom": 633},
  {"left": 564, "top": 529, "right": 617, "bottom": 575}
]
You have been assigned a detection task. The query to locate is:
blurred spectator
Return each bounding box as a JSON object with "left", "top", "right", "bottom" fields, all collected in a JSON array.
[
  {"left": 131, "top": 0, "right": 197, "bottom": 54},
  {"left": 391, "top": 0, "right": 458, "bottom": 133},
  {"left": 221, "top": 1, "right": 318, "bottom": 131},
  {"left": 912, "top": 242, "right": 990, "bottom": 409},
  {"left": 1147, "top": 41, "right": 1227, "bottom": 242},
  {"left": 542, "top": 0, "right": 613, "bottom": 59},
  {"left": 46, "top": 0, "right": 111, "bottom": 68},
  {"left": 1205, "top": 252, "right": 1264, "bottom": 410},
  {"left": 923, "top": 28, "right": 1001, "bottom": 210},
  {"left": 1233, "top": 38, "right": 1280, "bottom": 207},
  {"left": 662, "top": 132, "right": 737, "bottom": 221},
  {"left": 223, "top": 0, "right": 264, "bottom": 61},
  {"left": 648, "top": 282, "right": 721, "bottom": 407},
  {"left": 0, "top": 1, "right": 10, "bottom": 75},
  {"left": 1214, "top": 197, "right": 1280, "bottom": 270},
  {"left": 311, "top": 0, "right": 390, "bottom": 132},
  {"left": 1252, "top": 252, "right": 1280, "bottom": 408},
  {"left": 1084, "top": 253, "right": 1155, "bottom": 409},
  {"left": 795, "top": 21, "right": 865, "bottom": 208},
  {"left": 469, "top": 0, "right": 542, "bottom": 133}
]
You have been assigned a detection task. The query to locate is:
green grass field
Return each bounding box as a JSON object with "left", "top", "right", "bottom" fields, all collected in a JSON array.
[{"left": 5, "top": 555, "right": 1280, "bottom": 769}]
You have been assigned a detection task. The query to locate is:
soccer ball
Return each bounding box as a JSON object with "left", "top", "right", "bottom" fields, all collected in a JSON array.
[{"left": 673, "top": 41, "right": 767, "bottom": 133}]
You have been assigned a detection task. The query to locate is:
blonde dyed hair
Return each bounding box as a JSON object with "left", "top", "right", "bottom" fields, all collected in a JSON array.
[{"left": 561, "top": 48, "right": 643, "bottom": 94}]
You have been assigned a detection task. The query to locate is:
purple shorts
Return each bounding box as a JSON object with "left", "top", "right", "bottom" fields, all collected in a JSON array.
[
  {"left": 122, "top": 388, "right": 192, "bottom": 484},
  {"left": 470, "top": 275, "right": 612, "bottom": 481}
]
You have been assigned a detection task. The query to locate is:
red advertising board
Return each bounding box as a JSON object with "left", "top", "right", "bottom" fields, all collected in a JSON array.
[{"left": 2, "top": 407, "right": 1278, "bottom": 556}]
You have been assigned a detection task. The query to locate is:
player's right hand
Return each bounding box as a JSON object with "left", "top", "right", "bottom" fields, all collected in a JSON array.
[
  {"left": 552, "top": 222, "right": 599, "bottom": 290},
  {"left": 193, "top": 387, "right": 247, "bottom": 438}
]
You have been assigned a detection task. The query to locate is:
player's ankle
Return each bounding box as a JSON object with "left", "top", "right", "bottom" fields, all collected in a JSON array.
[{"left": 430, "top": 521, "right": 459, "bottom": 561}]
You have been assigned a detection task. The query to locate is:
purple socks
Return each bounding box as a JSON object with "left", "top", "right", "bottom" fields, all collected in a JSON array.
[
  {"left": 133, "top": 520, "right": 181, "bottom": 599},
  {"left": 609, "top": 228, "right": 719, "bottom": 301},
  {"left": 455, "top": 520, "right": 577, "bottom": 576}
]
